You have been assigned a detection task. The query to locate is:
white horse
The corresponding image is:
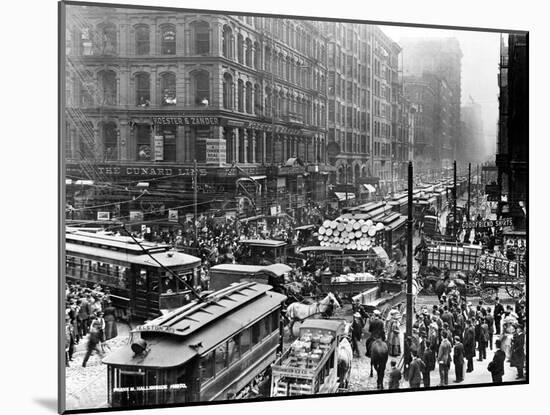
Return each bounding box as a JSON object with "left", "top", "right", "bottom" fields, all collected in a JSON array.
[
  {"left": 286, "top": 292, "right": 341, "bottom": 336},
  {"left": 337, "top": 322, "right": 354, "bottom": 390}
]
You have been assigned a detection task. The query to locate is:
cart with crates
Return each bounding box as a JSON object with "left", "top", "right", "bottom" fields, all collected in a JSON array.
[{"left": 270, "top": 319, "right": 344, "bottom": 397}]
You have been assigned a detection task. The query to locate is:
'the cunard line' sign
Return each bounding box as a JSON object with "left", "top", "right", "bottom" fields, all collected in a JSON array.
[{"left": 92, "top": 166, "right": 207, "bottom": 177}]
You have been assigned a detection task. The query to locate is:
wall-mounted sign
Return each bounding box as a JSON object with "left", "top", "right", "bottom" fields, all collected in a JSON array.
[
  {"left": 152, "top": 116, "right": 220, "bottom": 126},
  {"left": 130, "top": 211, "right": 144, "bottom": 222},
  {"left": 206, "top": 139, "right": 226, "bottom": 164},
  {"left": 168, "top": 209, "right": 178, "bottom": 223},
  {"left": 463, "top": 218, "right": 513, "bottom": 229},
  {"left": 97, "top": 211, "right": 110, "bottom": 221},
  {"left": 154, "top": 136, "right": 164, "bottom": 161}
]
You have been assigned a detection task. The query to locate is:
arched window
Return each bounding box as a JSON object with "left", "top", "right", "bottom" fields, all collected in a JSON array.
[
  {"left": 160, "top": 72, "right": 176, "bottom": 105},
  {"left": 192, "top": 21, "right": 210, "bottom": 54},
  {"left": 135, "top": 25, "right": 150, "bottom": 55},
  {"left": 98, "top": 70, "right": 116, "bottom": 105},
  {"left": 278, "top": 90, "right": 284, "bottom": 118},
  {"left": 254, "top": 84, "right": 262, "bottom": 114},
  {"left": 245, "top": 38, "right": 252, "bottom": 66},
  {"left": 135, "top": 73, "right": 150, "bottom": 106},
  {"left": 192, "top": 70, "right": 210, "bottom": 105},
  {"left": 265, "top": 47, "right": 272, "bottom": 72},
  {"left": 80, "top": 26, "right": 93, "bottom": 56},
  {"left": 245, "top": 82, "right": 253, "bottom": 113},
  {"left": 161, "top": 25, "right": 176, "bottom": 55},
  {"left": 78, "top": 71, "right": 94, "bottom": 106},
  {"left": 98, "top": 23, "right": 117, "bottom": 55},
  {"left": 237, "top": 79, "right": 244, "bottom": 112},
  {"left": 223, "top": 73, "right": 233, "bottom": 109},
  {"left": 254, "top": 42, "right": 260, "bottom": 69},
  {"left": 222, "top": 25, "right": 233, "bottom": 58},
  {"left": 265, "top": 87, "right": 272, "bottom": 117},
  {"left": 237, "top": 34, "right": 244, "bottom": 63},
  {"left": 102, "top": 122, "right": 118, "bottom": 160}
]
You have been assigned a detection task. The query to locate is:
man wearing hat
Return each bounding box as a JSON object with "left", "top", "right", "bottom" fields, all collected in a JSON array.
[
  {"left": 463, "top": 319, "right": 476, "bottom": 373},
  {"left": 437, "top": 331, "right": 452, "bottom": 386},
  {"left": 82, "top": 321, "right": 104, "bottom": 368},
  {"left": 452, "top": 336, "right": 465, "bottom": 382},
  {"left": 510, "top": 325, "right": 525, "bottom": 379},
  {"left": 488, "top": 339, "right": 506, "bottom": 383},
  {"left": 65, "top": 315, "right": 75, "bottom": 366},
  {"left": 351, "top": 312, "right": 364, "bottom": 357}
]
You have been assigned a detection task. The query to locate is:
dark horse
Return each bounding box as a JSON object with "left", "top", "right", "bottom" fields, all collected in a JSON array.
[{"left": 366, "top": 336, "right": 389, "bottom": 390}]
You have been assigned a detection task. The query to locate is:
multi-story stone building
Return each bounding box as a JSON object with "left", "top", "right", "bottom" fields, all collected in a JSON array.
[
  {"left": 496, "top": 33, "right": 528, "bottom": 229},
  {"left": 322, "top": 23, "right": 404, "bottom": 195},
  {"left": 64, "top": 5, "right": 332, "bottom": 221}
]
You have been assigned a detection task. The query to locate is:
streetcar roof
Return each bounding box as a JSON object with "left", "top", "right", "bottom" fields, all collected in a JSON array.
[
  {"left": 299, "top": 246, "right": 345, "bottom": 253},
  {"left": 210, "top": 263, "right": 292, "bottom": 277},
  {"left": 66, "top": 242, "right": 201, "bottom": 268},
  {"left": 66, "top": 230, "right": 172, "bottom": 253},
  {"left": 103, "top": 283, "right": 286, "bottom": 368},
  {"left": 240, "top": 239, "right": 287, "bottom": 247}
]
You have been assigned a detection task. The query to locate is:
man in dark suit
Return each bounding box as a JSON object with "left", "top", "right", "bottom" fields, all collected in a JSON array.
[
  {"left": 463, "top": 319, "right": 476, "bottom": 372},
  {"left": 511, "top": 325, "right": 525, "bottom": 379},
  {"left": 453, "top": 336, "right": 465, "bottom": 382},
  {"left": 408, "top": 350, "right": 425, "bottom": 389},
  {"left": 488, "top": 339, "right": 506, "bottom": 383},
  {"left": 388, "top": 360, "right": 402, "bottom": 389},
  {"left": 437, "top": 331, "right": 452, "bottom": 386},
  {"left": 494, "top": 298, "right": 505, "bottom": 335},
  {"left": 421, "top": 342, "right": 435, "bottom": 388},
  {"left": 441, "top": 306, "right": 455, "bottom": 334},
  {"left": 485, "top": 307, "right": 495, "bottom": 350}
]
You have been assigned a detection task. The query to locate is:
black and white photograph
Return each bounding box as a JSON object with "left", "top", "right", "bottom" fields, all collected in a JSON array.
[{"left": 58, "top": 0, "right": 529, "bottom": 412}]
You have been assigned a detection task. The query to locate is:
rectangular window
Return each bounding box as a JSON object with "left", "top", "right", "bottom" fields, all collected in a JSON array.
[
  {"left": 200, "top": 351, "right": 215, "bottom": 382},
  {"left": 214, "top": 343, "right": 227, "bottom": 375},
  {"left": 240, "top": 327, "right": 252, "bottom": 355},
  {"left": 162, "top": 127, "right": 176, "bottom": 162},
  {"left": 227, "top": 337, "right": 240, "bottom": 365}
]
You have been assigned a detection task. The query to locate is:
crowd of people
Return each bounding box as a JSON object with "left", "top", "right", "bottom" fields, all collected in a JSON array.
[{"left": 64, "top": 283, "right": 118, "bottom": 368}]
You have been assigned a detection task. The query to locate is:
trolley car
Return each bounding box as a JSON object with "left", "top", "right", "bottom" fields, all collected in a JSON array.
[
  {"left": 65, "top": 229, "right": 202, "bottom": 319},
  {"left": 103, "top": 282, "right": 287, "bottom": 407}
]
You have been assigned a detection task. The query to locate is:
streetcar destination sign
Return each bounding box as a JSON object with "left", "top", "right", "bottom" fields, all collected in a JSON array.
[{"left": 133, "top": 325, "right": 176, "bottom": 334}]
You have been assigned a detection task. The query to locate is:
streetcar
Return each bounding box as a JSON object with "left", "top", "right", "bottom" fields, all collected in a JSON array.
[
  {"left": 103, "top": 282, "right": 287, "bottom": 407},
  {"left": 65, "top": 229, "right": 202, "bottom": 319},
  {"left": 209, "top": 263, "right": 292, "bottom": 293},
  {"left": 237, "top": 239, "right": 288, "bottom": 265}
]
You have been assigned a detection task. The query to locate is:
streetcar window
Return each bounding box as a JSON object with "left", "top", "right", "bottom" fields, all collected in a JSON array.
[
  {"left": 214, "top": 343, "right": 227, "bottom": 374},
  {"left": 240, "top": 327, "right": 252, "bottom": 355},
  {"left": 259, "top": 316, "right": 269, "bottom": 339},
  {"left": 162, "top": 273, "right": 177, "bottom": 294},
  {"left": 271, "top": 310, "right": 280, "bottom": 333},
  {"left": 251, "top": 321, "right": 261, "bottom": 344},
  {"left": 137, "top": 269, "right": 147, "bottom": 287},
  {"left": 227, "top": 336, "right": 240, "bottom": 365},
  {"left": 200, "top": 351, "right": 215, "bottom": 382}
]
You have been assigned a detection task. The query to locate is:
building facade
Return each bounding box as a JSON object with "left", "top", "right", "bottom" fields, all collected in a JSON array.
[
  {"left": 64, "top": 6, "right": 333, "bottom": 221},
  {"left": 401, "top": 37, "right": 462, "bottom": 173},
  {"left": 322, "top": 23, "right": 406, "bottom": 196},
  {"left": 496, "top": 33, "right": 528, "bottom": 229}
]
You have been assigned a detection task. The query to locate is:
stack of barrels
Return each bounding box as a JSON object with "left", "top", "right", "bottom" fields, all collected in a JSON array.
[{"left": 317, "top": 218, "right": 385, "bottom": 250}]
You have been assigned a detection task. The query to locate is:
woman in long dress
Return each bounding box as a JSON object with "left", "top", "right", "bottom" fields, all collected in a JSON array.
[
  {"left": 103, "top": 300, "right": 118, "bottom": 341},
  {"left": 500, "top": 313, "right": 517, "bottom": 360},
  {"left": 387, "top": 310, "right": 402, "bottom": 356}
]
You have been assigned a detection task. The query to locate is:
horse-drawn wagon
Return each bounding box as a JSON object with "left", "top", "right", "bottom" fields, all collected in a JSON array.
[
  {"left": 468, "top": 254, "right": 526, "bottom": 302},
  {"left": 352, "top": 279, "right": 406, "bottom": 321},
  {"left": 270, "top": 319, "right": 346, "bottom": 396}
]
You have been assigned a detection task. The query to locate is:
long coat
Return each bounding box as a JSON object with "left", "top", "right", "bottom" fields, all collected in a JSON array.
[
  {"left": 408, "top": 358, "right": 425, "bottom": 386},
  {"left": 510, "top": 332, "right": 525, "bottom": 368},
  {"left": 463, "top": 326, "right": 476, "bottom": 359}
]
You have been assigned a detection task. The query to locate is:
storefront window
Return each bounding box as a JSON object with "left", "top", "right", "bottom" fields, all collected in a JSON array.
[
  {"left": 162, "top": 126, "right": 176, "bottom": 162},
  {"left": 137, "top": 124, "right": 151, "bottom": 160}
]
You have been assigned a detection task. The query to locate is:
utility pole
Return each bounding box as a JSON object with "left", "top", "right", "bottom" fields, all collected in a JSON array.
[
  {"left": 467, "top": 162, "right": 471, "bottom": 221},
  {"left": 193, "top": 159, "right": 198, "bottom": 248},
  {"left": 406, "top": 161, "right": 414, "bottom": 341},
  {"left": 453, "top": 160, "right": 457, "bottom": 239}
]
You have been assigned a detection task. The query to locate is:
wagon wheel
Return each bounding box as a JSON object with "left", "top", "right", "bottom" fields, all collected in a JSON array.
[
  {"left": 505, "top": 284, "right": 524, "bottom": 299},
  {"left": 480, "top": 287, "right": 498, "bottom": 304}
]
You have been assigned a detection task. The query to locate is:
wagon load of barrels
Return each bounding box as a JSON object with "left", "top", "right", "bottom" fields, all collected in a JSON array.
[{"left": 317, "top": 218, "right": 385, "bottom": 250}]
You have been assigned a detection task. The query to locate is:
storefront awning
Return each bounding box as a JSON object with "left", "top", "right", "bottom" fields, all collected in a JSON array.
[
  {"left": 334, "top": 192, "right": 356, "bottom": 201},
  {"left": 363, "top": 184, "right": 376, "bottom": 193}
]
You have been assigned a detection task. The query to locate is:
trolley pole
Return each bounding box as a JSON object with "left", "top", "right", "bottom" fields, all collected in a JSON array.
[
  {"left": 194, "top": 159, "right": 198, "bottom": 248},
  {"left": 453, "top": 160, "right": 457, "bottom": 239},
  {"left": 467, "top": 162, "right": 471, "bottom": 221},
  {"left": 406, "top": 161, "right": 414, "bottom": 341}
]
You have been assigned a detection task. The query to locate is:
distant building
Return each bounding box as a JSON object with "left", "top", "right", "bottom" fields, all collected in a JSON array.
[
  {"left": 496, "top": 33, "right": 528, "bottom": 229},
  {"left": 460, "top": 99, "right": 485, "bottom": 164},
  {"left": 400, "top": 37, "right": 462, "bottom": 174}
]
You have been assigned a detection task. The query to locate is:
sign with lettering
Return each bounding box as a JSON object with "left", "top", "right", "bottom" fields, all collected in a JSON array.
[
  {"left": 152, "top": 116, "right": 220, "bottom": 126},
  {"left": 206, "top": 139, "right": 226, "bottom": 164},
  {"left": 477, "top": 255, "right": 520, "bottom": 278},
  {"left": 272, "top": 365, "right": 315, "bottom": 379},
  {"left": 154, "top": 136, "right": 164, "bottom": 161},
  {"left": 97, "top": 211, "right": 110, "bottom": 221},
  {"left": 245, "top": 121, "right": 306, "bottom": 136},
  {"left": 168, "top": 209, "right": 178, "bottom": 223},
  {"left": 133, "top": 325, "right": 176, "bottom": 334},
  {"left": 463, "top": 218, "right": 513, "bottom": 229},
  {"left": 73, "top": 165, "right": 208, "bottom": 178},
  {"left": 129, "top": 211, "right": 144, "bottom": 222}
]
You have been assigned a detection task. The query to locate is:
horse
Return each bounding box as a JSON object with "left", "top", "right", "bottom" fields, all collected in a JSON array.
[
  {"left": 368, "top": 337, "right": 389, "bottom": 390},
  {"left": 337, "top": 322, "right": 353, "bottom": 390},
  {"left": 285, "top": 292, "right": 341, "bottom": 337}
]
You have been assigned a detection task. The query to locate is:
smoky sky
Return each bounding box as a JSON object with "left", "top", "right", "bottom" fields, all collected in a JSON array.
[{"left": 379, "top": 25, "right": 501, "bottom": 159}]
